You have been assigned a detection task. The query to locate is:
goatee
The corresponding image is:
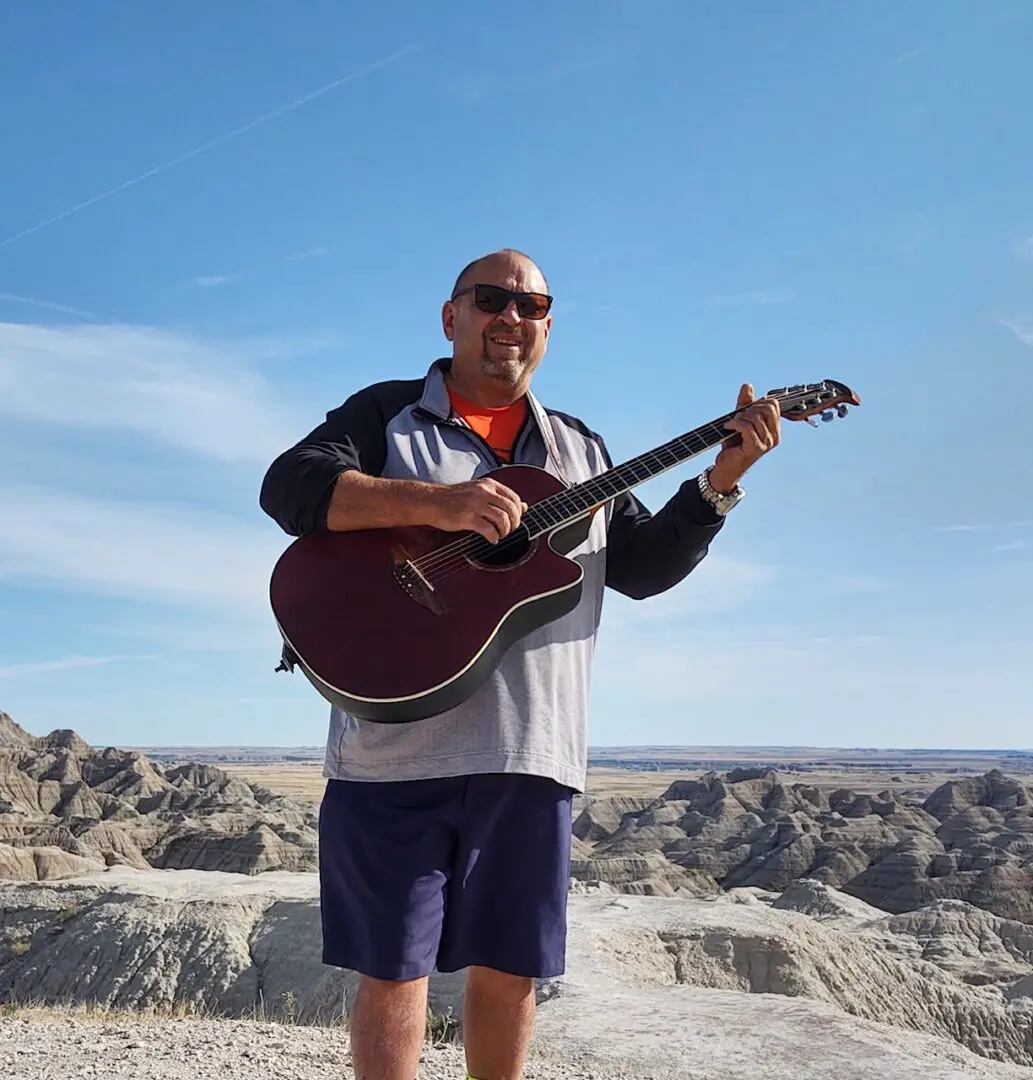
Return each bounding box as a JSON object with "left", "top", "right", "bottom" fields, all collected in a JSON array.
[{"left": 479, "top": 354, "right": 527, "bottom": 383}]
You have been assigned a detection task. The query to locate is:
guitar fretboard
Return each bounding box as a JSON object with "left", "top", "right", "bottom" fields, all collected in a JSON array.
[{"left": 522, "top": 412, "right": 735, "bottom": 537}]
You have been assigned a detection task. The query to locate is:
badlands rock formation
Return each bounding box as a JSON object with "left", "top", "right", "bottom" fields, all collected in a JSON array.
[
  {"left": 572, "top": 766, "right": 1033, "bottom": 923},
  {"left": 0, "top": 713, "right": 316, "bottom": 880},
  {"left": 1, "top": 869, "right": 1032, "bottom": 1076}
]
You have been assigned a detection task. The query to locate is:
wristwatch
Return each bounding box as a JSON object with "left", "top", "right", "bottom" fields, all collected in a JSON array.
[{"left": 698, "top": 466, "right": 744, "bottom": 516}]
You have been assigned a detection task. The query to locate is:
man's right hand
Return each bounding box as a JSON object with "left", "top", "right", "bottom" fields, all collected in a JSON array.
[{"left": 425, "top": 477, "right": 526, "bottom": 542}]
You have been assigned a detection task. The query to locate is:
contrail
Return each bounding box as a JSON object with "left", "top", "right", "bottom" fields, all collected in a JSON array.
[
  {"left": 0, "top": 46, "right": 414, "bottom": 252},
  {"left": 0, "top": 291, "right": 104, "bottom": 321}
]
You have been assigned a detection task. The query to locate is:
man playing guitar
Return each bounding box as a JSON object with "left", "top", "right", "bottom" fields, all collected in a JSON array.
[{"left": 259, "top": 248, "right": 780, "bottom": 1080}]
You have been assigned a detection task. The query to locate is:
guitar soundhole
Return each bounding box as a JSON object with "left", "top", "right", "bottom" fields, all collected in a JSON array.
[{"left": 466, "top": 527, "right": 534, "bottom": 570}]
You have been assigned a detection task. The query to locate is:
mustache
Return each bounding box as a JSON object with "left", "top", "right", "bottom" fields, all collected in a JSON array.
[{"left": 484, "top": 325, "right": 526, "bottom": 341}]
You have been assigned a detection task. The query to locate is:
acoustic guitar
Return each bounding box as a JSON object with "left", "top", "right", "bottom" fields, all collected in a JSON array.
[{"left": 269, "top": 380, "right": 860, "bottom": 723}]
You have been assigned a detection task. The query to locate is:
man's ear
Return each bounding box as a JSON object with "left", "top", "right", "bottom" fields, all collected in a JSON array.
[{"left": 441, "top": 300, "right": 455, "bottom": 341}]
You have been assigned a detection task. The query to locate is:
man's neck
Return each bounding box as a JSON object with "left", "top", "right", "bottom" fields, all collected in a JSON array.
[{"left": 445, "top": 366, "right": 527, "bottom": 409}]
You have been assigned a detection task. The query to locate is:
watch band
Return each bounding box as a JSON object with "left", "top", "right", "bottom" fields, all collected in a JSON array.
[{"left": 698, "top": 466, "right": 744, "bottom": 516}]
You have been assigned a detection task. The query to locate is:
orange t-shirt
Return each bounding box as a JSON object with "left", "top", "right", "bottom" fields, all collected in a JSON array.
[{"left": 446, "top": 386, "right": 528, "bottom": 463}]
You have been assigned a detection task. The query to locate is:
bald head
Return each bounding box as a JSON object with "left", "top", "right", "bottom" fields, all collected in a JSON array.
[{"left": 450, "top": 248, "right": 549, "bottom": 299}]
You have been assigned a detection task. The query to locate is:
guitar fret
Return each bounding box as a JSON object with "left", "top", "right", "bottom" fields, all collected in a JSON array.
[
  {"left": 513, "top": 383, "right": 858, "bottom": 542},
  {"left": 531, "top": 503, "right": 561, "bottom": 529},
  {"left": 523, "top": 408, "right": 743, "bottom": 540},
  {"left": 529, "top": 421, "right": 730, "bottom": 540}
]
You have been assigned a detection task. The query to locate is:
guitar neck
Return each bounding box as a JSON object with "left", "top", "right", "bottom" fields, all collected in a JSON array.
[{"left": 522, "top": 411, "right": 735, "bottom": 538}]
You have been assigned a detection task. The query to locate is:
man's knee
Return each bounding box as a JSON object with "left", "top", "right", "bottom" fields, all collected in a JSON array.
[
  {"left": 465, "top": 965, "right": 534, "bottom": 1005},
  {"left": 353, "top": 972, "right": 429, "bottom": 1013}
]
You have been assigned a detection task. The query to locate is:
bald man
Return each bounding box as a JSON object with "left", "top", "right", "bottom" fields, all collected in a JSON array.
[{"left": 260, "top": 249, "right": 780, "bottom": 1080}]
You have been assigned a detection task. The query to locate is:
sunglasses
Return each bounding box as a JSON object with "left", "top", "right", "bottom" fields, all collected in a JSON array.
[{"left": 451, "top": 283, "right": 553, "bottom": 320}]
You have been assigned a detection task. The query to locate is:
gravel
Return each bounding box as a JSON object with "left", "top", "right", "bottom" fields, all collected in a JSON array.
[{"left": 0, "top": 1008, "right": 643, "bottom": 1080}]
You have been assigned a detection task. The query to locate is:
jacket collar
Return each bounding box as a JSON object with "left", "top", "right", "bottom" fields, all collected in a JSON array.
[
  {"left": 417, "top": 357, "right": 567, "bottom": 482},
  {"left": 417, "top": 358, "right": 454, "bottom": 419}
]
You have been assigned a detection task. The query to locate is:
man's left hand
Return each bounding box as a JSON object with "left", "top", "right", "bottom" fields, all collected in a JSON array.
[{"left": 710, "top": 383, "right": 781, "bottom": 493}]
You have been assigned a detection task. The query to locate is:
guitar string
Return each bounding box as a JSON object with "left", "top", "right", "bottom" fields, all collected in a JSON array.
[
  {"left": 410, "top": 418, "right": 737, "bottom": 585},
  {"left": 408, "top": 412, "right": 747, "bottom": 583},
  {"left": 409, "top": 419, "right": 730, "bottom": 581},
  {"left": 409, "top": 388, "right": 838, "bottom": 584},
  {"left": 411, "top": 395, "right": 830, "bottom": 585}
]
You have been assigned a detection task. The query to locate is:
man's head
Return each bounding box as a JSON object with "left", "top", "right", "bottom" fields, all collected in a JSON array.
[{"left": 441, "top": 249, "right": 552, "bottom": 401}]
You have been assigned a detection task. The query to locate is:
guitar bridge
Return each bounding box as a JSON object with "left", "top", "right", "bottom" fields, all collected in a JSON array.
[{"left": 392, "top": 555, "right": 446, "bottom": 615}]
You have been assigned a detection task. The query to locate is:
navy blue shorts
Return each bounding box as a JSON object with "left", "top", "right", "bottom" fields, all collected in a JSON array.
[{"left": 318, "top": 772, "right": 574, "bottom": 981}]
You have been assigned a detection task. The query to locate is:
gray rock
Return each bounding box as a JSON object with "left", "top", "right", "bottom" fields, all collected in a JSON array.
[
  {"left": 0, "top": 719, "right": 317, "bottom": 879},
  {"left": 572, "top": 767, "right": 1033, "bottom": 925},
  {"left": 1, "top": 869, "right": 1033, "bottom": 1073}
]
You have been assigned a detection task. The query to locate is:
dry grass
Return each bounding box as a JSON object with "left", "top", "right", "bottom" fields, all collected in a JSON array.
[
  {"left": 0, "top": 997, "right": 457, "bottom": 1043},
  {"left": 223, "top": 764, "right": 327, "bottom": 802},
  {"left": 222, "top": 763, "right": 696, "bottom": 807},
  {"left": 222, "top": 761, "right": 977, "bottom": 809},
  {"left": 0, "top": 998, "right": 228, "bottom": 1026}
]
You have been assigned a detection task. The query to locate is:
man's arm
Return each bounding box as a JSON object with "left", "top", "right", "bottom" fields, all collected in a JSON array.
[
  {"left": 600, "top": 383, "right": 782, "bottom": 599},
  {"left": 258, "top": 387, "right": 393, "bottom": 536},
  {"left": 258, "top": 384, "right": 525, "bottom": 541},
  {"left": 604, "top": 478, "right": 725, "bottom": 600}
]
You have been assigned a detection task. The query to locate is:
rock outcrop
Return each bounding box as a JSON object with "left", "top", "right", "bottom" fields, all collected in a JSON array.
[
  {"left": 573, "top": 768, "right": 1033, "bottom": 923},
  {"left": 1, "top": 869, "right": 1032, "bottom": 1073},
  {"left": 6, "top": 709, "right": 1033, "bottom": 937},
  {"left": 0, "top": 717, "right": 316, "bottom": 878}
]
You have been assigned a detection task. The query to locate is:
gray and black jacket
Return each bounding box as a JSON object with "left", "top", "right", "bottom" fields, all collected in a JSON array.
[{"left": 259, "top": 358, "right": 726, "bottom": 791}]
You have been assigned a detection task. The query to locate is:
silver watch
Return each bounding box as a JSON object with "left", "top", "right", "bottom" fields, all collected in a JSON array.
[{"left": 698, "top": 466, "right": 744, "bottom": 516}]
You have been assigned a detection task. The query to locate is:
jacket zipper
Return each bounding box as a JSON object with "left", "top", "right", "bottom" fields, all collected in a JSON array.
[
  {"left": 443, "top": 414, "right": 505, "bottom": 468},
  {"left": 415, "top": 403, "right": 538, "bottom": 470}
]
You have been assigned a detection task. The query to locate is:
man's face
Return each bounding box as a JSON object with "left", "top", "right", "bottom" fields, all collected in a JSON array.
[{"left": 442, "top": 252, "right": 552, "bottom": 388}]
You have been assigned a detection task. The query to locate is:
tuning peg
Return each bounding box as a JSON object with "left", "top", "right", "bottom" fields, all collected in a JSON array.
[
  {"left": 821, "top": 410, "right": 835, "bottom": 422},
  {"left": 837, "top": 404, "right": 849, "bottom": 418},
  {"left": 806, "top": 416, "right": 818, "bottom": 427}
]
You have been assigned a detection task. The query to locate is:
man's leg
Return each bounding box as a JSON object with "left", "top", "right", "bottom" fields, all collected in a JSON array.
[
  {"left": 318, "top": 776, "right": 462, "bottom": 1080},
  {"left": 462, "top": 965, "right": 536, "bottom": 1080},
  {"left": 437, "top": 773, "right": 574, "bottom": 1080},
  {"left": 349, "top": 973, "right": 428, "bottom": 1080}
]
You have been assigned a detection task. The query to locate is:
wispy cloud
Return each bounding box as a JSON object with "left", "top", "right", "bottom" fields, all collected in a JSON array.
[
  {"left": 893, "top": 47, "right": 929, "bottom": 65},
  {"left": 936, "top": 520, "right": 1031, "bottom": 533},
  {"left": 448, "top": 46, "right": 620, "bottom": 103},
  {"left": 287, "top": 245, "right": 332, "bottom": 262},
  {"left": 593, "top": 630, "right": 877, "bottom": 709},
  {"left": 703, "top": 289, "right": 796, "bottom": 307},
  {"left": 0, "top": 291, "right": 104, "bottom": 321},
  {"left": 590, "top": 629, "right": 1033, "bottom": 743},
  {"left": 185, "top": 244, "right": 333, "bottom": 290},
  {"left": 0, "top": 485, "right": 281, "bottom": 615},
  {"left": 994, "top": 539, "right": 1027, "bottom": 553},
  {"left": 998, "top": 316, "right": 1033, "bottom": 347},
  {"left": 189, "top": 273, "right": 241, "bottom": 289},
  {"left": 0, "top": 47, "right": 415, "bottom": 251},
  {"left": 0, "top": 655, "right": 155, "bottom": 680},
  {"left": 0, "top": 320, "right": 300, "bottom": 464},
  {"left": 602, "top": 553, "right": 775, "bottom": 629}
]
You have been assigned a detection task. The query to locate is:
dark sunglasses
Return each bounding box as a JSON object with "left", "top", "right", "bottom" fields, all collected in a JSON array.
[{"left": 451, "top": 282, "right": 553, "bottom": 320}]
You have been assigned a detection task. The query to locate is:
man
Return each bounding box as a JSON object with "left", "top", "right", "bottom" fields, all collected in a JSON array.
[{"left": 259, "top": 249, "right": 780, "bottom": 1080}]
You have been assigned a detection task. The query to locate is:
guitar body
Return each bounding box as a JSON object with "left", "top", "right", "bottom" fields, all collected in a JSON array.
[{"left": 269, "top": 464, "right": 592, "bottom": 723}]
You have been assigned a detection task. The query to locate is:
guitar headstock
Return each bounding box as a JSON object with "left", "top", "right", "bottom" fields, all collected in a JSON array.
[{"left": 766, "top": 380, "right": 861, "bottom": 427}]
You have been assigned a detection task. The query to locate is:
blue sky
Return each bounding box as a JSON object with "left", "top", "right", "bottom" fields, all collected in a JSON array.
[{"left": 1, "top": 0, "right": 1031, "bottom": 751}]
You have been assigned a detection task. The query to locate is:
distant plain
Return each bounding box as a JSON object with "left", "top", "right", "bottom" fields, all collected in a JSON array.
[{"left": 175, "top": 745, "right": 1033, "bottom": 808}]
